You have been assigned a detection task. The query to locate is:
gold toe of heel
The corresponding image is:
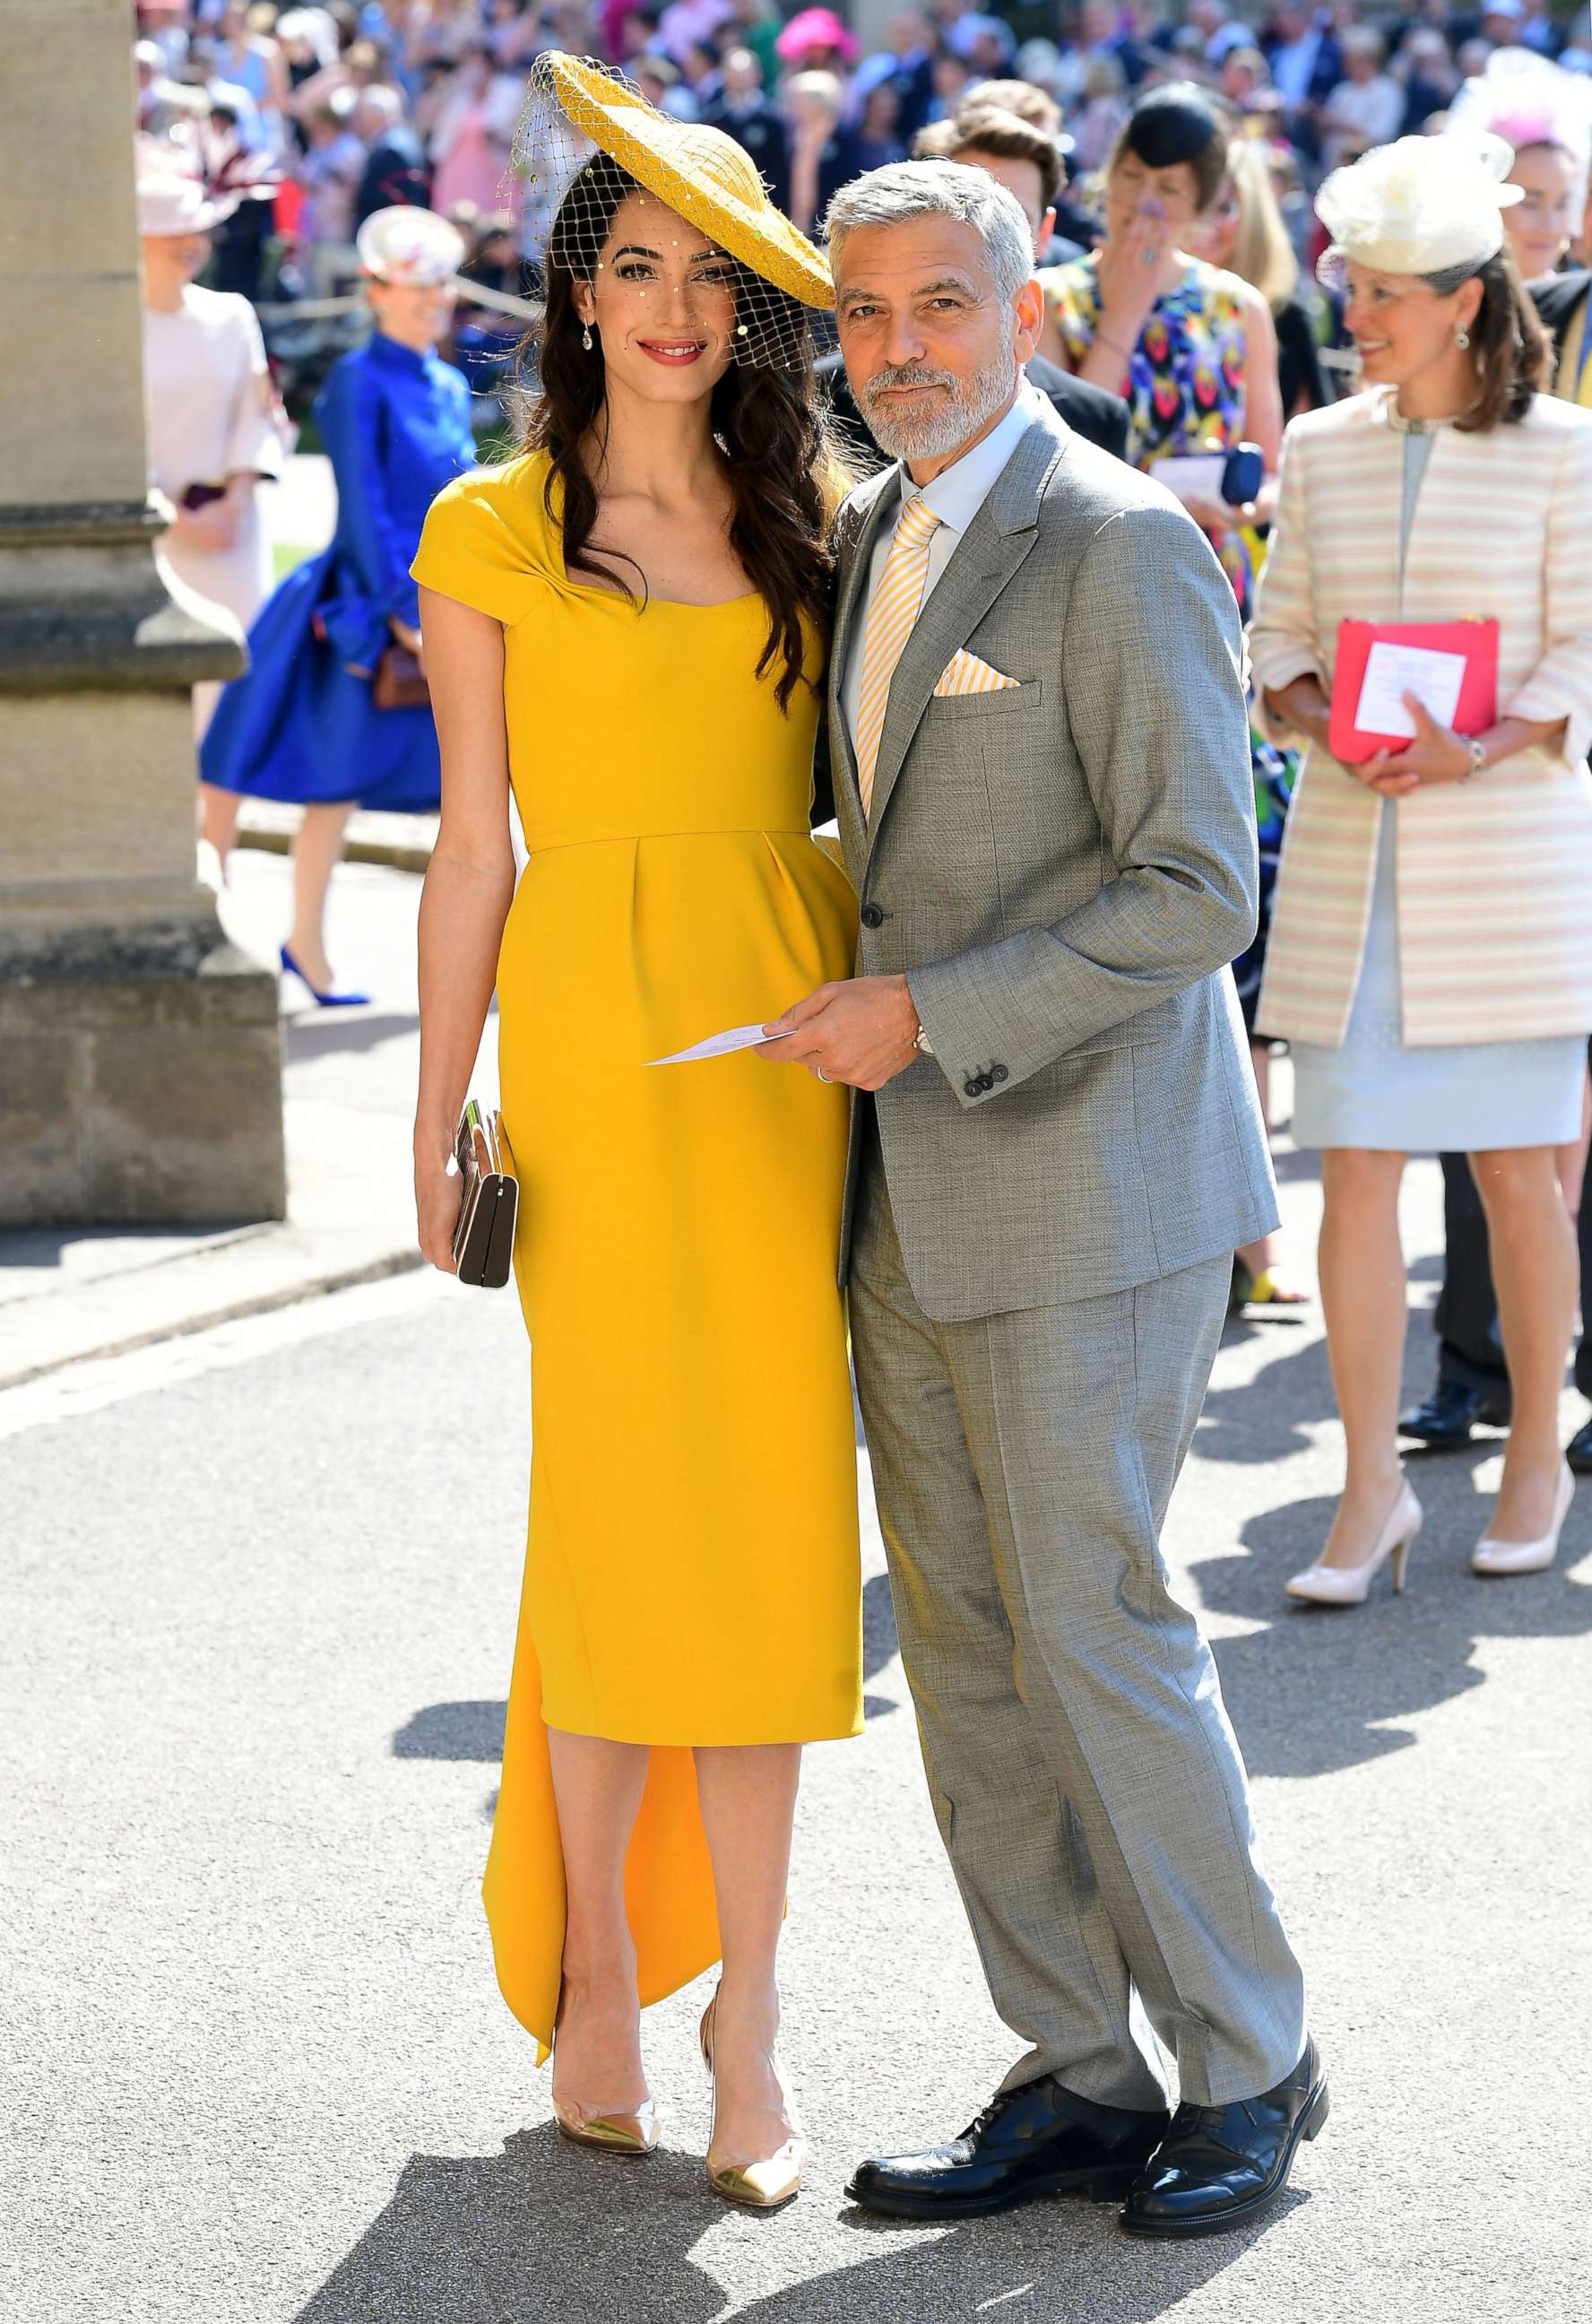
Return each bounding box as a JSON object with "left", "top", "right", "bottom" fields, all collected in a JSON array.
[
  {"left": 700, "top": 1993, "right": 804, "bottom": 2211},
  {"left": 706, "top": 2147, "right": 804, "bottom": 2211},
  {"left": 552, "top": 2095, "right": 659, "bottom": 2156}
]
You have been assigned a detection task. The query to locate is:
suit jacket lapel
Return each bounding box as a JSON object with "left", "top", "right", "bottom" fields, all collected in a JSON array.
[{"left": 863, "top": 415, "right": 1068, "bottom": 855}]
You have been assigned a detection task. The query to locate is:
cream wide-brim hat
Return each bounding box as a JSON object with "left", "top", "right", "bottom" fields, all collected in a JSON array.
[
  {"left": 520, "top": 51, "right": 833, "bottom": 311},
  {"left": 1316, "top": 131, "right": 1524, "bottom": 285}
]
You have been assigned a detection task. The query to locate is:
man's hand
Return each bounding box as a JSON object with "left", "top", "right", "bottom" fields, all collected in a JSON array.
[{"left": 760, "top": 974, "right": 921, "bottom": 1090}]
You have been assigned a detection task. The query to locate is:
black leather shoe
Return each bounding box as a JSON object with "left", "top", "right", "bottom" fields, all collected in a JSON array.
[
  {"left": 846, "top": 2078, "right": 1172, "bottom": 2221},
  {"left": 1120, "top": 2038, "right": 1328, "bottom": 2239},
  {"left": 1398, "top": 1381, "right": 1510, "bottom": 1449},
  {"left": 1567, "top": 1416, "right": 1592, "bottom": 1475}
]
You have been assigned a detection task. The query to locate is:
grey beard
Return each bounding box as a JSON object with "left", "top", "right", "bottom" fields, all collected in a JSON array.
[{"left": 861, "top": 351, "right": 1019, "bottom": 463}]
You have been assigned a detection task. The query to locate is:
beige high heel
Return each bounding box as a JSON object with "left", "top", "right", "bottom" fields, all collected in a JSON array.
[
  {"left": 1285, "top": 1479, "right": 1423, "bottom": 1606},
  {"left": 1473, "top": 1461, "right": 1573, "bottom": 1577},
  {"left": 699, "top": 1992, "right": 804, "bottom": 2211}
]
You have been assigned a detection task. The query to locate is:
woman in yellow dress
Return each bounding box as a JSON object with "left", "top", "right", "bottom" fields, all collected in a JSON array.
[{"left": 410, "top": 56, "right": 861, "bottom": 2212}]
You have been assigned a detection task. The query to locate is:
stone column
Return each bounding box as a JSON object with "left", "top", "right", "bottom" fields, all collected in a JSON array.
[{"left": 0, "top": 0, "right": 285, "bottom": 1225}]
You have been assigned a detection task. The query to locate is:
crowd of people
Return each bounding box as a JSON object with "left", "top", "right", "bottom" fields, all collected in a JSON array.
[
  {"left": 130, "top": 2, "right": 1592, "bottom": 312},
  {"left": 125, "top": 0, "right": 1592, "bottom": 2258}
]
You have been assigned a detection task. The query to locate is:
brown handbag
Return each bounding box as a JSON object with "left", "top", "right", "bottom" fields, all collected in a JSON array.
[
  {"left": 451, "top": 1100, "right": 519, "bottom": 1288},
  {"left": 372, "top": 643, "right": 430, "bottom": 710}
]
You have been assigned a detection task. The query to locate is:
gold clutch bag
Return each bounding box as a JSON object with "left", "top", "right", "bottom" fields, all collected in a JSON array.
[{"left": 451, "top": 1099, "right": 518, "bottom": 1288}]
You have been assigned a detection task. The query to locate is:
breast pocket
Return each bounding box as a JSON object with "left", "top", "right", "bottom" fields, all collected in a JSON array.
[{"left": 924, "top": 679, "right": 1045, "bottom": 723}]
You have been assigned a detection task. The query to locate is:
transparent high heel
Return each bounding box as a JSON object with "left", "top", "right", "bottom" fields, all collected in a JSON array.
[{"left": 699, "top": 1992, "right": 804, "bottom": 2211}]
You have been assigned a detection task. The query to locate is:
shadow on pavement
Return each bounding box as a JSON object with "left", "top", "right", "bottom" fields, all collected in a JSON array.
[
  {"left": 392, "top": 1700, "right": 506, "bottom": 1760},
  {"left": 1195, "top": 1460, "right": 1592, "bottom": 1777},
  {"left": 284, "top": 1009, "right": 420, "bottom": 1061},
  {"left": 294, "top": 2127, "right": 1291, "bottom": 2324}
]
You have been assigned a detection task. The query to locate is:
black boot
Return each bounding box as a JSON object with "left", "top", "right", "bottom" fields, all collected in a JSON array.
[
  {"left": 847, "top": 2077, "right": 1171, "bottom": 2221},
  {"left": 1120, "top": 2038, "right": 1328, "bottom": 2239}
]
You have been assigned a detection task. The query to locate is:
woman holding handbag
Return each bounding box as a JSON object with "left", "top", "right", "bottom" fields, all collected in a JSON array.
[
  {"left": 201, "top": 206, "right": 476, "bottom": 1004},
  {"left": 1250, "top": 134, "right": 1592, "bottom": 1603},
  {"left": 410, "top": 57, "right": 861, "bottom": 2211}
]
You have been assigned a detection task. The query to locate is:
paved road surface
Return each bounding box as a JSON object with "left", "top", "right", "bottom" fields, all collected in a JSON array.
[{"left": 4, "top": 867, "right": 1589, "bottom": 2324}]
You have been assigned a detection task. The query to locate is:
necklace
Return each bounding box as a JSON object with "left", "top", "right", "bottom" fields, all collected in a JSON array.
[{"left": 1384, "top": 387, "right": 1475, "bottom": 434}]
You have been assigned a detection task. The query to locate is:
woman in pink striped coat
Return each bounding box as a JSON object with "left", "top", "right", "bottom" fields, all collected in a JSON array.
[{"left": 1250, "top": 135, "right": 1592, "bottom": 1602}]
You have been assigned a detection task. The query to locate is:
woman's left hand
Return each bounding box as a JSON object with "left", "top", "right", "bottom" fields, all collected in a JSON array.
[{"left": 1351, "top": 693, "right": 1471, "bottom": 797}]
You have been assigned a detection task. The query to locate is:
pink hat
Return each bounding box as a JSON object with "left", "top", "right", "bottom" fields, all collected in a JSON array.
[{"left": 775, "top": 8, "right": 860, "bottom": 64}]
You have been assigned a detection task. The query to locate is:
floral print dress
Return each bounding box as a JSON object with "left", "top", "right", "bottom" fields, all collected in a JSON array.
[{"left": 1046, "top": 252, "right": 1294, "bottom": 1032}]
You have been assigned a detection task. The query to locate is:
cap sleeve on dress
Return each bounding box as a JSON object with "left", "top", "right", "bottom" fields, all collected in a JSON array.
[{"left": 411, "top": 471, "right": 544, "bottom": 627}]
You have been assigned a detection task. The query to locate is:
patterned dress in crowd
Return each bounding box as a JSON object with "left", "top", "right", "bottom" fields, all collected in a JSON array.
[{"left": 1045, "top": 253, "right": 1295, "bottom": 1030}]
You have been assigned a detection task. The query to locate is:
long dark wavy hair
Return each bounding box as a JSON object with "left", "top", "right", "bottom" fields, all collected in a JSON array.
[
  {"left": 1423, "top": 245, "right": 1551, "bottom": 430},
  {"left": 523, "top": 153, "right": 844, "bottom": 711}
]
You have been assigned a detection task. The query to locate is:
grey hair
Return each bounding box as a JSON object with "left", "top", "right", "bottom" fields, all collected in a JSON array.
[{"left": 822, "top": 160, "right": 1035, "bottom": 303}]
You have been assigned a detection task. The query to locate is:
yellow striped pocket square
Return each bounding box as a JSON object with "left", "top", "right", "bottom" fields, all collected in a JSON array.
[{"left": 934, "top": 649, "right": 1019, "bottom": 698}]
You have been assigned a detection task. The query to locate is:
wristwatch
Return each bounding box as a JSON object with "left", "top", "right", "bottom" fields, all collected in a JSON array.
[
  {"left": 1461, "top": 735, "right": 1488, "bottom": 782},
  {"left": 913, "top": 1018, "right": 934, "bottom": 1058}
]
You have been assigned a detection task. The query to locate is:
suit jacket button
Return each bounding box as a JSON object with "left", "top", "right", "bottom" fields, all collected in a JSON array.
[
  {"left": 990, "top": 1064, "right": 1008, "bottom": 1083},
  {"left": 964, "top": 1077, "right": 981, "bottom": 1097},
  {"left": 860, "top": 903, "right": 885, "bottom": 928}
]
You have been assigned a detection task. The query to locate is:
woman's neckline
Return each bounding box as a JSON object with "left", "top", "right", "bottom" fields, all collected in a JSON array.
[
  {"left": 1380, "top": 386, "right": 1474, "bottom": 433},
  {"left": 559, "top": 580, "right": 760, "bottom": 610},
  {"left": 522, "top": 454, "right": 757, "bottom": 606}
]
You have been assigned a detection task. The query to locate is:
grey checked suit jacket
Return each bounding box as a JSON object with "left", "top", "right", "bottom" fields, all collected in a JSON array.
[{"left": 827, "top": 401, "right": 1279, "bottom": 1322}]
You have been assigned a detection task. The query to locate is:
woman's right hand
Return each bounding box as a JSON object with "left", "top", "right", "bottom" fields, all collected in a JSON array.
[
  {"left": 1264, "top": 675, "right": 1333, "bottom": 753},
  {"left": 415, "top": 1142, "right": 461, "bottom": 1274},
  {"left": 1094, "top": 203, "right": 1168, "bottom": 343}
]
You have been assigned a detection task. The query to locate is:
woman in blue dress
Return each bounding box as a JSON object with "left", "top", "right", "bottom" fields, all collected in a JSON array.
[{"left": 202, "top": 206, "right": 477, "bottom": 1003}]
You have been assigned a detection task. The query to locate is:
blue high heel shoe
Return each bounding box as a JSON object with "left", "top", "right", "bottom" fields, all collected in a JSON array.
[{"left": 279, "top": 943, "right": 370, "bottom": 1009}]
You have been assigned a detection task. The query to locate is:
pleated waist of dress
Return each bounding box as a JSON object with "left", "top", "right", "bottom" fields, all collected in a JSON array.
[{"left": 520, "top": 826, "right": 819, "bottom": 854}]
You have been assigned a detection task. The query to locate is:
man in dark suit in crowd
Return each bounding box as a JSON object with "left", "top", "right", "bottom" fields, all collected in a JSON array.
[
  {"left": 352, "top": 85, "right": 432, "bottom": 232},
  {"left": 703, "top": 44, "right": 792, "bottom": 214},
  {"left": 1532, "top": 264, "right": 1592, "bottom": 399}
]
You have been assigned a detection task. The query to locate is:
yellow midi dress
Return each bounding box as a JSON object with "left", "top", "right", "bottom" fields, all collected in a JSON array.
[{"left": 411, "top": 453, "right": 862, "bottom": 2060}]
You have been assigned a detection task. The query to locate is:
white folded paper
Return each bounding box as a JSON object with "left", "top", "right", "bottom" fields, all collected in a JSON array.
[
  {"left": 646, "top": 1021, "right": 786, "bottom": 1066},
  {"left": 1149, "top": 452, "right": 1226, "bottom": 501},
  {"left": 1354, "top": 640, "right": 1467, "bottom": 740}
]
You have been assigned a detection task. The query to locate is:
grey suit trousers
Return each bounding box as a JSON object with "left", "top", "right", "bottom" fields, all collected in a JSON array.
[{"left": 850, "top": 1129, "right": 1307, "bottom": 2111}]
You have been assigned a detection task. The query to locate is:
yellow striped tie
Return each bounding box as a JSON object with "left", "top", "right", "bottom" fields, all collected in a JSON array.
[{"left": 855, "top": 495, "right": 940, "bottom": 819}]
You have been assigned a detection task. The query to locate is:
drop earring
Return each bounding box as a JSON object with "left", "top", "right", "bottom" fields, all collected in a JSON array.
[
  {"left": 582, "top": 322, "right": 593, "bottom": 351},
  {"left": 1455, "top": 325, "right": 1470, "bottom": 351}
]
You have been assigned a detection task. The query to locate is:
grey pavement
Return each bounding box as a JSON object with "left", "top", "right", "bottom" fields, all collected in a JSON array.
[
  {"left": 4, "top": 846, "right": 1590, "bottom": 2320},
  {"left": 0, "top": 854, "right": 482, "bottom": 1386}
]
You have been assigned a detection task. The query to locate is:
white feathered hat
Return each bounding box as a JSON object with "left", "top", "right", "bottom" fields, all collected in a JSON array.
[{"left": 1315, "top": 132, "right": 1524, "bottom": 287}]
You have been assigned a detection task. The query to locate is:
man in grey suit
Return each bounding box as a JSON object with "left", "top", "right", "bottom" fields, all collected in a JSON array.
[{"left": 761, "top": 161, "right": 1323, "bottom": 2239}]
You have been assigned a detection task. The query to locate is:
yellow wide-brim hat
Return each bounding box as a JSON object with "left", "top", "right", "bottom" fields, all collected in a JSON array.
[{"left": 524, "top": 51, "right": 833, "bottom": 311}]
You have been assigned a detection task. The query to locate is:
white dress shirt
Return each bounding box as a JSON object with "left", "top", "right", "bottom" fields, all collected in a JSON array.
[{"left": 841, "top": 383, "right": 1047, "bottom": 750}]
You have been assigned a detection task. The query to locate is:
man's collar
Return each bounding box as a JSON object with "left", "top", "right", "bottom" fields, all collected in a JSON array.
[{"left": 899, "top": 383, "right": 1047, "bottom": 533}]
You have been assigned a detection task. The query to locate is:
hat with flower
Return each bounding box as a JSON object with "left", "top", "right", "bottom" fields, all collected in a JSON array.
[
  {"left": 356, "top": 204, "right": 467, "bottom": 286},
  {"left": 1315, "top": 132, "right": 1524, "bottom": 287}
]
